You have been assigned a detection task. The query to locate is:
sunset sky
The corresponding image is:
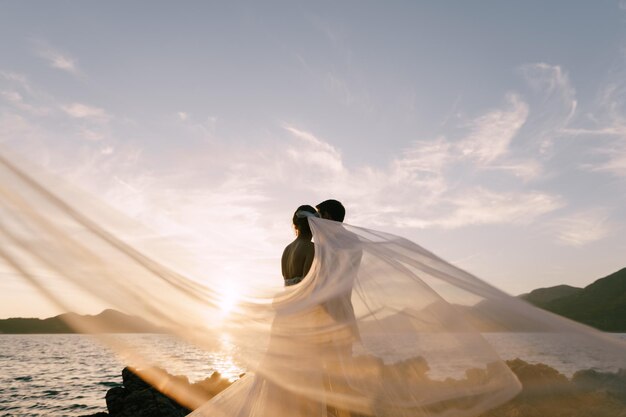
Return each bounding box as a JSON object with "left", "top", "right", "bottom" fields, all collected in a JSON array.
[{"left": 1, "top": 1, "right": 625, "bottom": 318}]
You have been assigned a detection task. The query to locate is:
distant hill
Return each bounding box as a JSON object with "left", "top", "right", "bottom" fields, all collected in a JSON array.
[
  {"left": 519, "top": 285, "right": 583, "bottom": 308},
  {"left": 520, "top": 268, "right": 626, "bottom": 332},
  {"left": 0, "top": 309, "right": 164, "bottom": 334},
  {"left": 4, "top": 268, "right": 625, "bottom": 334},
  {"left": 362, "top": 268, "right": 626, "bottom": 333}
]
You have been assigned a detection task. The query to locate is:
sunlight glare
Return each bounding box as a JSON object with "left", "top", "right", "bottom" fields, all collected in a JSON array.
[{"left": 217, "top": 281, "right": 240, "bottom": 315}]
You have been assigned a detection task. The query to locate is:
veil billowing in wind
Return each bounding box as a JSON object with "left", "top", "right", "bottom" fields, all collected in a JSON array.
[{"left": 0, "top": 150, "right": 624, "bottom": 417}]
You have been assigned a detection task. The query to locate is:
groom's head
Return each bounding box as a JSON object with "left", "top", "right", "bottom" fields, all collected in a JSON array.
[{"left": 316, "top": 199, "right": 345, "bottom": 222}]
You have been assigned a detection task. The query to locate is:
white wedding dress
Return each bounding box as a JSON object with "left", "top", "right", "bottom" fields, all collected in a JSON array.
[{"left": 0, "top": 152, "right": 624, "bottom": 417}]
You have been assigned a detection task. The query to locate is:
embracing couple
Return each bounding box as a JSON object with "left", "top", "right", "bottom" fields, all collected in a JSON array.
[
  {"left": 281, "top": 199, "right": 346, "bottom": 287},
  {"left": 189, "top": 199, "right": 363, "bottom": 417}
]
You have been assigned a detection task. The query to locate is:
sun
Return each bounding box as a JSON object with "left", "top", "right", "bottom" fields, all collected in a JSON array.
[{"left": 217, "top": 282, "right": 240, "bottom": 315}]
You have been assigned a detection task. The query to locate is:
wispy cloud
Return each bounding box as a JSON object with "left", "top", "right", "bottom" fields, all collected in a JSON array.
[
  {"left": 283, "top": 125, "right": 344, "bottom": 173},
  {"left": 434, "top": 188, "right": 563, "bottom": 229},
  {"left": 519, "top": 63, "right": 578, "bottom": 157},
  {"left": 0, "top": 71, "right": 50, "bottom": 115},
  {"left": 400, "top": 93, "right": 539, "bottom": 181},
  {"left": 175, "top": 112, "right": 217, "bottom": 141},
  {"left": 321, "top": 71, "right": 374, "bottom": 112},
  {"left": 324, "top": 72, "right": 353, "bottom": 106},
  {"left": 34, "top": 41, "right": 81, "bottom": 75},
  {"left": 1, "top": 91, "right": 23, "bottom": 104},
  {"left": 394, "top": 137, "right": 452, "bottom": 177},
  {"left": 0, "top": 71, "right": 34, "bottom": 94},
  {"left": 551, "top": 209, "right": 613, "bottom": 246},
  {"left": 61, "top": 103, "right": 110, "bottom": 122},
  {"left": 523, "top": 63, "right": 575, "bottom": 99},
  {"left": 0, "top": 113, "right": 35, "bottom": 143},
  {"left": 1, "top": 90, "right": 49, "bottom": 115},
  {"left": 559, "top": 69, "right": 626, "bottom": 177},
  {"left": 280, "top": 124, "right": 561, "bottom": 229},
  {"left": 386, "top": 138, "right": 451, "bottom": 206},
  {"left": 456, "top": 93, "right": 529, "bottom": 164},
  {"left": 591, "top": 142, "right": 626, "bottom": 177},
  {"left": 295, "top": 18, "right": 372, "bottom": 112},
  {"left": 522, "top": 63, "right": 577, "bottom": 119},
  {"left": 383, "top": 92, "right": 538, "bottom": 185},
  {"left": 561, "top": 82, "right": 626, "bottom": 138},
  {"left": 79, "top": 128, "right": 105, "bottom": 142},
  {"left": 560, "top": 126, "right": 625, "bottom": 136},
  {"left": 483, "top": 160, "right": 543, "bottom": 182},
  {"left": 0, "top": 70, "right": 116, "bottom": 152}
]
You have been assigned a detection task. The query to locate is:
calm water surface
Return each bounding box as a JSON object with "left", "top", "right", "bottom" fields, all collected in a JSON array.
[
  {"left": 0, "top": 334, "right": 242, "bottom": 417},
  {"left": 1, "top": 333, "right": 625, "bottom": 416}
]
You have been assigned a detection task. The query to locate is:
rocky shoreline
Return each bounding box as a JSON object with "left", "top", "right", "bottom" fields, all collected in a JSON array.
[
  {"left": 482, "top": 359, "right": 626, "bottom": 417},
  {"left": 80, "top": 367, "right": 234, "bottom": 417},
  {"left": 81, "top": 359, "right": 626, "bottom": 417}
]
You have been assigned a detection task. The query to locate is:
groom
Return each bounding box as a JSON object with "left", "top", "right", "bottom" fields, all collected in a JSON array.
[
  {"left": 315, "top": 199, "right": 360, "bottom": 417},
  {"left": 316, "top": 199, "right": 345, "bottom": 222}
]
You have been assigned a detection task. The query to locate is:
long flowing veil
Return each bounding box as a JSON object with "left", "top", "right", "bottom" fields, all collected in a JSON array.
[{"left": 1, "top": 150, "right": 625, "bottom": 417}]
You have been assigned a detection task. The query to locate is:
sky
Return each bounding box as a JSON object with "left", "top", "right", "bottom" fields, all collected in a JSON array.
[{"left": 1, "top": 1, "right": 626, "bottom": 318}]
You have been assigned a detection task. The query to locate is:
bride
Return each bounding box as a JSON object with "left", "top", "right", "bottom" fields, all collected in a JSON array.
[
  {"left": 281, "top": 205, "right": 318, "bottom": 287},
  {"left": 0, "top": 154, "right": 624, "bottom": 417},
  {"left": 188, "top": 204, "right": 337, "bottom": 417}
]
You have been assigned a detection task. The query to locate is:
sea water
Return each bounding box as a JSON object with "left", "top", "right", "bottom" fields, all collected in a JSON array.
[
  {"left": 1, "top": 333, "right": 625, "bottom": 417},
  {"left": 0, "top": 334, "right": 242, "bottom": 417}
]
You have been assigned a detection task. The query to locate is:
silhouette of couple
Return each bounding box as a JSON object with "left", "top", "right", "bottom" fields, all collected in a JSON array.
[
  {"left": 278, "top": 199, "right": 359, "bottom": 417},
  {"left": 281, "top": 199, "right": 346, "bottom": 287},
  {"left": 190, "top": 200, "right": 362, "bottom": 417}
]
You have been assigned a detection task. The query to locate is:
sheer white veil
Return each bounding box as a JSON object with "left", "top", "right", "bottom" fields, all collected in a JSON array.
[{"left": 0, "top": 151, "right": 624, "bottom": 417}]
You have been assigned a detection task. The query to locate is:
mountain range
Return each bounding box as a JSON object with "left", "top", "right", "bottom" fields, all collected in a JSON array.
[
  {"left": 1, "top": 268, "right": 624, "bottom": 333},
  {"left": 0, "top": 309, "right": 163, "bottom": 334},
  {"left": 519, "top": 267, "right": 626, "bottom": 331}
]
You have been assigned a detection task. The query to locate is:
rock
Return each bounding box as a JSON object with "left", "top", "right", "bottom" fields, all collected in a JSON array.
[
  {"left": 104, "top": 386, "right": 125, "bottom": 415},
  {"left": 479, "top": 359, "right": 626, "bottom": 417},
  {"left": 572, "top": 368, "right": 626, "bottom": 399},
  {"left": 121, "top": 366, "right": 153, "bottom": 393},
  {"left": 505, "top": 358, "right": 571, "bottom": 397},
  {"left": 194, "top": 371, "right": 234, "bottom": 398},
  {"left": 100, "top": 367, "right": 190, "bottom": 417},
  {"left": 82, "top": 366, "right": 234, "bottom": 417}
]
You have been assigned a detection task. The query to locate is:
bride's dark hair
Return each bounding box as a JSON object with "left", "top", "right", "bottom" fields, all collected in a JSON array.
[{"left": 292, "top": 205, "right": 317, "bottom": 236}]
